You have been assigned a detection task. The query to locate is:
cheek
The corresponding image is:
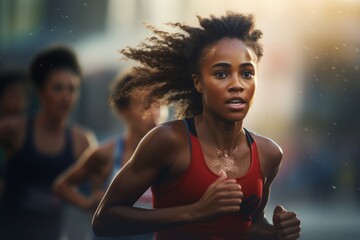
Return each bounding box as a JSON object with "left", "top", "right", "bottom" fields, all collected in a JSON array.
[
  {"left": 250, "top": 82, "right": 256, "bottom": 96},
  {"left": 43, "top": 91, "right": 62, "bottom": 106},
  {"left": 71, "top": 91, "right": 80, "bottom": 102},
  {"left": 203, "top": 82, "right": 224, "bottom": 103},
  {"left": 247, "top": 82, "right": 256, "bottom": 106}
]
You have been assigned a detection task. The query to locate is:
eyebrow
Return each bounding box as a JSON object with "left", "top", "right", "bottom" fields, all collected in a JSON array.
[{"left": 210, "top": 62, "right": 255, "bottom": 69}]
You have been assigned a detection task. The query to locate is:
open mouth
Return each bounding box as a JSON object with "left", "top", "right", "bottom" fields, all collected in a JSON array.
[
  {"left": 225, "top": 97, "right": 246, "bottom": 104},
  {"left": 225, "top": 97, "right": 246, "bottom": 110},
  {"left": 226, "top": 99, "right": 244, "bottom": 103}
]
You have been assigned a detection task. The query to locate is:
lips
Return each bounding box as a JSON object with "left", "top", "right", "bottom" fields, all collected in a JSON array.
[{"left": 225, "top": 97, "right": 246, "bottom": 110}]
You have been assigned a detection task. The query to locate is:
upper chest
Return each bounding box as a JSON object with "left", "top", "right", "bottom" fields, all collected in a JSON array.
[{"left": 200, "top": 139, "right": 252, "bottom": 179}]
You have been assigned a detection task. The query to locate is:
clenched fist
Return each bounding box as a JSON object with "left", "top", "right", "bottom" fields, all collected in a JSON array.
[{"left": 272, "top": 205, "right": 301, "bottom": 240}]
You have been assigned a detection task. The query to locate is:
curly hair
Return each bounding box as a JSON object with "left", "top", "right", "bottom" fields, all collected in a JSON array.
[
  {"left": 29, "top": 45, "right": 81, "bottom": 91},
  {"left": 108, "top": 71, "right": 134, "bottom": 110},
  {"left": 118, "top": 12, "right": 263, "bottom": 118}
]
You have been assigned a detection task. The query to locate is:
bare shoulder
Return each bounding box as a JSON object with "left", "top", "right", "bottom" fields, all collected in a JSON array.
[
  {"left": 132, "top": 119, "right": 188, "bottom": 168},
  {"left": 248, "top": 130, "right": 283, "bottom": 180},
  {"left": 72, "top": 125, "right": 97, "bottom": 146},
  {"left": 125, "top": 119, "right": 190, "bottom": 186},
  {"left": 0, "top": 115, "right": 26, "bottom": 131},
  {"left": 147, "top": 120, "right": 187, "bottom": 145},
  {"left": 72, "top": 124, "right": 98, "bottom": 158}
]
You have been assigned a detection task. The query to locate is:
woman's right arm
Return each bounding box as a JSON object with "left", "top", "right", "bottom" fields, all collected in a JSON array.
[
  {"left": 53, "top": 144, "right": 110, "bottom": 211},
  {"left": 92, "top": 124, "right": 243, "bottom": 237}
]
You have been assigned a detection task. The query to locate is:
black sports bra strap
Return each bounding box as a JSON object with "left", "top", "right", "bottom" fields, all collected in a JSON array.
[
  {"left": 244, "top": 128, "right": 254, "bottom": 144},
  {"left": 183, "top": 118, "right": 193, "bottom": 154},
  {"left": 184, "top": 118, "right": 197, "bottom": 137}
]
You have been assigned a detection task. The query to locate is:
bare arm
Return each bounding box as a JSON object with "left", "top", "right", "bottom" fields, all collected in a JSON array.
[
  {"left": 73, "top": 126, "right": 98, "bottom": 159},
  {"left": 92, "top": 124, "right": 244, "bottom": 237},
  {"left": 53, "top": 145, "right": 110, "bottom": 211},
  {"left": 246, "top": 162, "right": 280, "bottom": 240},
  {"left": 247, "top": 134, "right": 301, "bottom": 240}
]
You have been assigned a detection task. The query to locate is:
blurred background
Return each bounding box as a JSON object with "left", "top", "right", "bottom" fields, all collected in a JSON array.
[{"left": 1, "top": 0, "right": 359, "bottom": 239}]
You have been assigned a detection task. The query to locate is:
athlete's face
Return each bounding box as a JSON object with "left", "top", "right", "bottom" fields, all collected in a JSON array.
[
  {"left": 40, "top": 69, "right": 81, "bottom": 118},
  {"left": 193, "top": 38, "right": 257, "bottom": 122}
]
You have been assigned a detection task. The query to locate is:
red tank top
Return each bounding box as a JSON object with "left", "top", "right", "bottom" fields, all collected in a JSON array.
[{"left": 152, "top": 118, "right": 264, "bottom": 240}]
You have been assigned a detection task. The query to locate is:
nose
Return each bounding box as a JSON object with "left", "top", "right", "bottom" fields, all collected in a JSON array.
[
  {"left": 228, "top": 75, "right": 244, "bottom": 92},
  {"left": 63, "top": 90, "right": 71, "bottom": 100},
  {"left": 62, "top": 88, "right": 74, "bottom": 103}
]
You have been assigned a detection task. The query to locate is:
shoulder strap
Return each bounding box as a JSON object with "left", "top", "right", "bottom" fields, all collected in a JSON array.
[
  {"left": 184, "top": 118, "right": 197, "bottom": 137},
  {"left": 182, "top": 118, "right": 195, "bottom": 154},
  {"left": 243, "top": 128, "right": 263, "bottom": 179},
  {"left": 113, "top": 137, "right": 124, "bottom": 168},
  {"left": 243, "top": 128, "right": 254, "bottom": 145}
]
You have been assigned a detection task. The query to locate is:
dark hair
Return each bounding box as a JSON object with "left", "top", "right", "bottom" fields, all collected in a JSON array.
[
  {"left": 0, "top": 71, "right": 27, "bottom": 97},
  {"left": 119, "top": 12, "right": 263, "bottom": 118},
  {"left": 109, "top": 71, "right": 134, "bottom": 110},
  {"left": 29, "top": 45, "right": 81, "bottom": 91}
]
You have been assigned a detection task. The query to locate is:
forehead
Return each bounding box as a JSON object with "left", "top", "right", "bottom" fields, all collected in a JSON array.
[
  {"left": 47, "top": 69, "right": 81, "bottom": 83},
  {"left": 200, "top": 38, "right": 257, "bottom": 66}
]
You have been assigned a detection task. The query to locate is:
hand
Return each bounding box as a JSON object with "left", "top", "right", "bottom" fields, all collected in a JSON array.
[
  {"left": 193, "top": 170, "right": 243, "bottom": 221},
  {"left": 272, "top": 205, "right": 301, "bottom": 240}
]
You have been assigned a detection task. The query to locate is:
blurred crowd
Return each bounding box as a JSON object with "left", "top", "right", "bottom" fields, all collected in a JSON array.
[{"left": 0, "top": 45, "right": 167, "bottom": 240}]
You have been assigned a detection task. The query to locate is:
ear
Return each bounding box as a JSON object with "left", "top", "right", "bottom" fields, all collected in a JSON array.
[{"left": 192, "top": 74, "right": 203, "bottom": 93}]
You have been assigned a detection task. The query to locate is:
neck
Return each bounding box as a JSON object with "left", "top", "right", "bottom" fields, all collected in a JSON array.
[
  {"left": 37, "top": 110, "right": 67, "bottom": 132},
  {"left": 197, "top": 113, "right": 244, "bottom": 152}
]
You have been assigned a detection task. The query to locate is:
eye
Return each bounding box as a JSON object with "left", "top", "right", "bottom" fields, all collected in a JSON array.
[
  {"left": 214, "top": 71, "right": 229, "bottom": 79},
  {"left": 242, "top": 71, "right": 254, "bottom": 79}
]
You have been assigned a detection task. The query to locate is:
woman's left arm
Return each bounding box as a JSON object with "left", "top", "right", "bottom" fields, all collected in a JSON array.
[{"left": 246, "top": 135, "right": 301, "bottom": 240}]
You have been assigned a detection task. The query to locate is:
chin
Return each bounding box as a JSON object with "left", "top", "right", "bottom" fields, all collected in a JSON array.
[
  {"left": 55, "top": 110, "right": 71, "bottom": 119},
  {"left": 223, "top": 112, "right": 247, "bottom": 123}
]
